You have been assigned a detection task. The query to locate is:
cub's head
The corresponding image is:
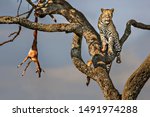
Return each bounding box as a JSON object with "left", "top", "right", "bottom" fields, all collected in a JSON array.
[{"left": 100, "top": 8, "right": 114, "bottom": 25}]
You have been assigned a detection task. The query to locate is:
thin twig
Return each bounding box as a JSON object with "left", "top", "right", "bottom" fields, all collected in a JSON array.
[
  {"left": 26, "top": 0, "right": 37, "bottom": 8},
  {"left": 16, "top": 10, "right": 31, "bottom": 17},
  {"left": 0, "top": 4, "right": 34, "bottom": 46},
  {"left": 0, "top": 0, "right": 23, "bottom": 46},
  {"left": 0, "top": 26, "right": 21, "bottom": 46},
  {"left": 26, "top": 8, "right": 34, "bottom": 19},
  {"left": 17, "top": 0, "right": 22, "bottom": 16}
]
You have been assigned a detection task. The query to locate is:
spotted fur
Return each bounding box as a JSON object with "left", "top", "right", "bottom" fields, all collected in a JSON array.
[{"left": 98, "top": 8, "right": 121, "bottom": 63}]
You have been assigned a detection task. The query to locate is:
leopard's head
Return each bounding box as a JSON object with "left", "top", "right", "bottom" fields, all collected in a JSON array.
[{"left": 100, "top": 8, "right": 114, "bottom": 25}]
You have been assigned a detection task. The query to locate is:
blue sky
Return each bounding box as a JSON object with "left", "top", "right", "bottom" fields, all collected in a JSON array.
[{"left": 0, "top": 0, "right": 150, "bottom": 99}]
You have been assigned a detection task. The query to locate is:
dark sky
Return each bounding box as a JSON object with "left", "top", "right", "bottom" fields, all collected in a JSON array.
[{"left": 0, "top": 0, "right": 150, "bottom": 99}]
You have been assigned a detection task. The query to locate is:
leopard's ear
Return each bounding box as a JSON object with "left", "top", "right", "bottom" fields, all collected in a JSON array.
[
  {"left": 101, "top": 8, "right": 104, "bottom": 13},
  {"left": 111, "top": 8, "right": 114, "bottom": 13}
]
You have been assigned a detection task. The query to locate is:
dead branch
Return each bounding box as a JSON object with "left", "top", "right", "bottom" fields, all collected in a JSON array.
[
  {"left": 0, "top": 1, "right": 34, "bottom": 47},
  {"left": 0, "top": 6, "right": 34, "bottom": 46},
  {"left": 0, "top": 0, "right": 122, "bottom": 99},
  {"left": 0, "top": 26, "right": 21, "bottom": 46},
  {"left": 122, "top": 54, "right": 150, "bottom": 100},
  {"left": 120, "top": 19, "right": 150, "bottom": 46},
  {"left": 0, "top": 0, "right": 150, "bottom": 100},
  {"left": 26, "top": 8, "right": 34, "bottom": 19},
  {"left": 26, "top": 0, "right": 37, "bottom": 8},
  {"left": 17, "top": 0, "right": 22, "bottom": 16},
  {"left": 71, "top": 33, "right": 121, "bottom": 99},
  {"left": 0, "top": 16, "right": 80, "bottom": 33},
  {"left": 17, "top": 8, "right": 34, "bottom": 18}
]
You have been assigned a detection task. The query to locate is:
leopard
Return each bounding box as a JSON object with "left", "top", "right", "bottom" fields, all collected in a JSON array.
[
  {"left": 86, "top": 8, "right": 122, "bottom": 86},
  {"left": 98, "top": 8, "right": 121, "bottom": 63}
]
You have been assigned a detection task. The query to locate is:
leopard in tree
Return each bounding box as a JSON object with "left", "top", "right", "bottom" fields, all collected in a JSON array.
[
  {"left": 86, "top": 8, "right": 122, "bottom": 86},
  {"left": 98, "top": 8, "right": 121, "bottom": 63}
]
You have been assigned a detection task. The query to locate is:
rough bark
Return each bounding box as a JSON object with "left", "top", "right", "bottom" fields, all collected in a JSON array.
[
  {"left": 120, "top": 19, "right": 150, "bottom": 46},
  {"left": 0, "top": 0, "right": 150, "bottom": 99},
  {"left": 0, "top": 16, "right": 80, "bottom": 33},
  {"left": 122, "top": 54, "right": 150, "bottom": 100},
  {"left": 71, "top": 33, "right": 121, "bottom": 99}
]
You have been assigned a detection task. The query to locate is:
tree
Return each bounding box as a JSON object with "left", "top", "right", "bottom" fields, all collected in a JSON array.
[{"left": 0, "top": 0, "right": 150, "bottom": 100}]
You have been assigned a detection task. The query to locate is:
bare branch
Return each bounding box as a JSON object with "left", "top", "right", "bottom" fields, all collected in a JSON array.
[
  {"left": 17, "top": 8, "right": 34, "bottom": 18},
  {"left": 120, "top": 20, "right": 150, "bottom": 46},
  {"left": 0, "top": 26, "right": 21, "bottom": 46},
  {"left": 17, "top": 0, "right": 22, "bottom": 16},
  {"left": 26, "top": 0, "right": 36, "bottom": 8},
  {"left": 33, "top": 0, "right": 121, "bottom": 99},
  {"left": 71, "top": 33, "right": 121, "bottom": 100},
  {"left": 25, "top": 8, "right": 34, "bottom": 19},
  {"left": 1, "top": 0, "right": 149, "bottom": 100},
  {"left": 0, "top": 16, "right": 81, "bottom": 32},
  {"left": 122, "top": 54, "right": 150, "bottom": 100},
  {"left": 0, "top": 4, "right": 34, "bottom": 46}
]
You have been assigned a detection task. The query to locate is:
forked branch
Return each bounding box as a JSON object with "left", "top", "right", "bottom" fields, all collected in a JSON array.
[
  {"left": 0, "top": 4, "right": 34, "bottom": 46},
  {"left": 0, "top": 26, "right": 21, "bottom": 46},
  {"left": 0, "top": 0, "right": 150, "bottom": 100},
  {"left": 119, "top": 19, "right": 150, "bottom": 99}
]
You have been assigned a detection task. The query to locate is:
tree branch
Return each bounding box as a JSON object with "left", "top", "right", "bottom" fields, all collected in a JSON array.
[
  {"left": 71, "top": 33, "right": 121, "bottom": 99},
  {"left": 26, "top": 0, "right": 36, "bottom": 8},
  {"left": 1, "top": 0, "right": 149, "bottom": 100},
  {"left": 0, "top": 16, "right": 81, "bottom": 33},
  {"left": 26, "top": 0, "right": 121, "bottom": 99},
  {"left": 0, "top": 26, "right": 21, "bottom": 46},
  {"left": 122, "top": 54, "right": 150, "bottom": 100},
  {"left": 120, "top": 19, "right": 150, "bottom": 46}
]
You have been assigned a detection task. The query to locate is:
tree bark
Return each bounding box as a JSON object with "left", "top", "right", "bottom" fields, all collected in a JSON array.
[
  {"left": 122, "top": 54, "right": 150, "bottom": 99},
  {"left": 0, "top": 16, "right": 80, "bottom": 33},
  {"left": 0, "top": 0, "right": 150, "bottom": 100}
]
